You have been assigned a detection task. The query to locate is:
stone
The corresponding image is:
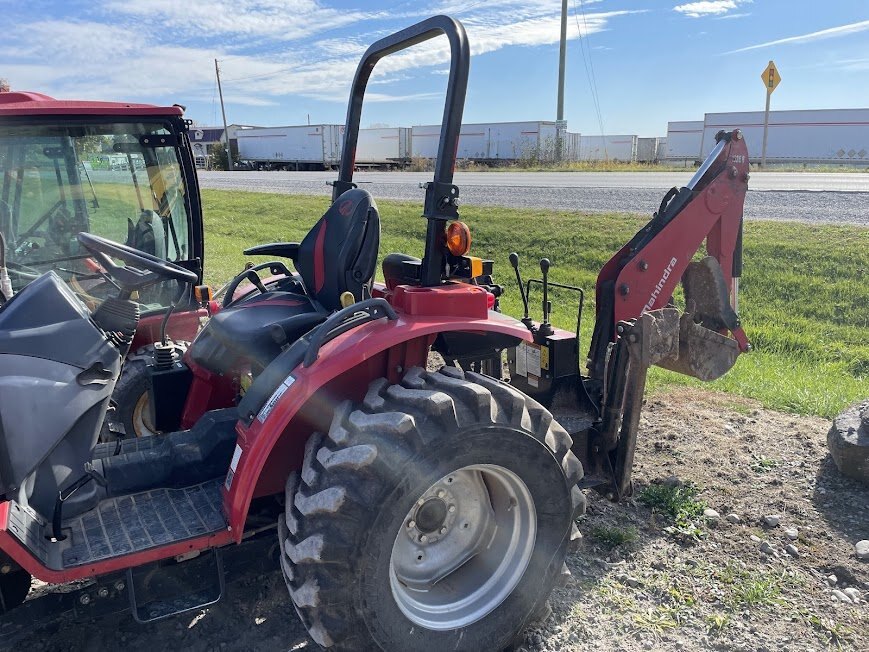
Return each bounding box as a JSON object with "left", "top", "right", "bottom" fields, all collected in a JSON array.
[
  {"left": 827, "top": 399, "right": 869, "bottom": 485},
  {"left": 843, "top": 588, "right": 862, "bottom": 603},
  {"left": 856, "top": 540, "right": 869, "bottom": 560},
  {"left": 784, "top": 528, "right": 799, "bottom": 540},
  {"left": 762, "top": 515, "right": 781, "bottom": 527},
  {"left": 831, "top": 589, "right": 852, "bottom": 604},
  {"left": 760, "top": 541, "right": 775, "bottom": 555},
  {"left": 785, "top": 544, "right": 799, "bottom": 558},
  {"left": 827, "top": 574, "right": 838, "bottom": 586},
  {"left": 704, "top": 508, "right": 720, "bottom": 522},
  {"left": 663, "top": 475, "right": 682, "bottom": 488},
  {"left": 726, "top": 513, "right": 741, "bottom": 524},
  {"left": 626, "top": 577, "right": 642, "bottom": 588},
  {"left": 750, "top": 534, "right": 762, "bottom": 543}
]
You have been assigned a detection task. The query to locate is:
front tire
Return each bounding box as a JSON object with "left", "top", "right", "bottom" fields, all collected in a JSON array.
[{"left": 280, "top": 366, "right": 585, "bottom": 650}]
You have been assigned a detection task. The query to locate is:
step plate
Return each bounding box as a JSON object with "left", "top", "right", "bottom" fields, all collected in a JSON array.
[{"left": 61, "top": 480, "right": 227, "bottom": 567}]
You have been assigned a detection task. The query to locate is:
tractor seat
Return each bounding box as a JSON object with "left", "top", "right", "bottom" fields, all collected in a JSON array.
[{"left": 190, "top": 189, "right": 381, "bottom": 374}]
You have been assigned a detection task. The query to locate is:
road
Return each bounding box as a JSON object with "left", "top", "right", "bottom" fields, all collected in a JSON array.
[{"left": 199, "top": 170, "right": 869, "bottom": 226}]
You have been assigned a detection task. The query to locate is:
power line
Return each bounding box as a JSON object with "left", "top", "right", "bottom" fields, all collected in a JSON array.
[{"left": 572, "top": 0, "right": 607, "bottom": 156}]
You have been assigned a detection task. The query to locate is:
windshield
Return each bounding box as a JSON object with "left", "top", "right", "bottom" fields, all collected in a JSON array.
[{"left": 0, "top": 120, "right": 192, "bottom": 310}]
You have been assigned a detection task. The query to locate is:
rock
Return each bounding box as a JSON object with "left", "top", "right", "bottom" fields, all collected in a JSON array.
[
  {"left": 831, "top": 589, "right": 852, "bottom": 604},
  {"left": 760, "top": 541, "right": 775, "bottom": 555},
  {"left": 626, "top": 577, "right": 642, "bottom": 588},
  {"left": 827, "top": 399, "right": 869, "bottom": 485},
  {"left": 785, "top": 544, "right": 799, "bottom": 558},
  {"left": 762, "top": 514, "right": 781, "bottom": 527},
  {"left": 843, "top": 587, "right": 862, "bottom": 603},
  {"left": 750, "top": 534, "right": 762, "bottom": 543},
  {"left": 827, "top": 574, "right": 838, "bottom": 586},
  {"left": 663, "top": 475, "right": 682, "bottom": 488},
  {"left": 856, "top": 540, "right": 869, "bottom": 560},
  {"left": 726, "top": 513, "right": 741, "bottom": 524},
  {"left": 704, "top": 508, "right": 720, "bottom": 523},
  {"left": 651, "top": 560, "right": 667, "bottom": 571},
  {"left": 784, "top": 528, "right": 799, "bottom": 540}
]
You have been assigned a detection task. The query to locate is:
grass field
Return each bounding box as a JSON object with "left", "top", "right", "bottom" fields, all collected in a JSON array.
[{"left": 201, "top": 189, "right": 868, "bottom": 419}]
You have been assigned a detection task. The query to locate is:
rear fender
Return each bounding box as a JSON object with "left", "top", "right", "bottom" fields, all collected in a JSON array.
[{"left": 222, "top": 311, "right": 531, "bottom": 537}]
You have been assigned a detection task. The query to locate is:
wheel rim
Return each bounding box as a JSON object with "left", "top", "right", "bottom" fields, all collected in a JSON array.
[
  {"left": 131, "top": 391, "right": 158, "bottom": 438},
  {"left": 389, "top": 464, "right": 536, "bottom": 630}
]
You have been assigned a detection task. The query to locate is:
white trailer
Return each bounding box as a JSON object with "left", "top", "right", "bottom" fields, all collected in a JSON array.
[
  {"left": 236, "top": 124, "right": 344, "bottom": 170},
  {"left": 564, "top": 132, "right": 581, "bottom": 161},
  {"left": 356, "top": 127, "right": 411, "bottom": 166},
  {"left": 411, "top": 121, "right": 561, "bottom": 162},
  {"left": 636, "top": 137, "right": 664, "bottom": 163},
  {"left": 664, "top": 121, "right": 703, "bottom": 162},
  {"left": 700, "top": 108, "right": 869, "bottom": 163},
  {"left": 579, "top": 135, "right": 637, "bottom": 162}
]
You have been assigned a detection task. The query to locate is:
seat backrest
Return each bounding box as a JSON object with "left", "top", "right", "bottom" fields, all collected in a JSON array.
[{"left": 296, "top": 189, "right": 381, "bottom": 310}]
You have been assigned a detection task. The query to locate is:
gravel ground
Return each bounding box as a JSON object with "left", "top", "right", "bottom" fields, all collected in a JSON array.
[
  {"left": 199, "top": 171, "right": 869, "bottom": 227},
  {"left": 10, "top": 386, "right": 866, "bottom": 651}
]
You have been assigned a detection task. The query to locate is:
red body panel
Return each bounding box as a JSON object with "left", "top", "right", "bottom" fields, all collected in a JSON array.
[
  {"left": 0, "top": 91, "right": 183, "bottom": 117},
  {"left": 131, "top": 309, "right": 207, "bottom": 351},
  {"left": 223, "top": 303, "right": 532, "bottom": 537}
]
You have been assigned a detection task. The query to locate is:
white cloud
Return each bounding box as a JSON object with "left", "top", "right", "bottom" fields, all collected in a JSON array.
[
  {"left": 3, "top": 2, "right": 642, "bottom": 109},
  {"left": 727, "top": 19, "right": 869, "bottom": 53},
  {"left": 673, "top": 1, "right": 749, "bottom": 18}
]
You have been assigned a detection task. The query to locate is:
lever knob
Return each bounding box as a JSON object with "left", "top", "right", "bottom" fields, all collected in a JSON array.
[
  {"left": 509, "top": 252, "right": 520, "bottom": 269},
  {"left": 540, "top": 258, "right": 551, "bottom": 275}
]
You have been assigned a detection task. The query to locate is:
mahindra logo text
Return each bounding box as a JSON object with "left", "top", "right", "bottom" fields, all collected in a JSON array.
[{"left": 643, "top": 257, "right": 677, "bottom": 313}]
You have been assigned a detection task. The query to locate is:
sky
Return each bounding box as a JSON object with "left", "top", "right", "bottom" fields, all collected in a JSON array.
[{"left": 2, "top": 1, "right": 868, "bottom": 136}]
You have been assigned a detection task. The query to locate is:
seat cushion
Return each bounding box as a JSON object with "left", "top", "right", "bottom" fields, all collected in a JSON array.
[{"left": 190, "top": 292, "right": 325, "bottom": 374}]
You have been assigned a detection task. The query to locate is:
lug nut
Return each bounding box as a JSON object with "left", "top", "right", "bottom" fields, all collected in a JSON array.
[
  {"left": 436, "top": 490, "right": 445, "bottom": 498},
  {"left": 448, "top": 505, "right": 456, "bottom": 513},
  {"left": 0, "top": 564, "right": 11, "bottom": 575},
  {"left": 440, "top": 527, "right": 447, "bottom": 534},
  {"left": 419, "top": 534, "right": 428, "bottom": 543},
  {"left": 407, "top": 520, "right": 415, "bottom": 529},
  {"left": 79, "top": 594, "right": 91, "bottom": 605},
  {"left": 115, "top": 580, "right": 126, "bottom": 592},
  {"left": 98, "top": 587, "right": 109, "bottom": 598}
]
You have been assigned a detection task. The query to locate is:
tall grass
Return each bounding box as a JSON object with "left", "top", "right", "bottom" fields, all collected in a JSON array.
[{"left": 201, "top": 190, "right": 868, "bottom": 418}]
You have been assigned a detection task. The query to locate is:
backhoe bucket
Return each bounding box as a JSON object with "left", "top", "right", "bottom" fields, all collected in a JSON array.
[{"left": 656, "top": 313, "right": 739, "bottom": 381}]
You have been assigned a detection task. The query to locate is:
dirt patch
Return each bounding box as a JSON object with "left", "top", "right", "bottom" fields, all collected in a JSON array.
[{"left": 8, "top": 387, "right": 867, "bottom": 651}]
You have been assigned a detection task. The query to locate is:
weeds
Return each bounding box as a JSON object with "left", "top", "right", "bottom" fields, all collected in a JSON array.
[
  {"left": 639, "top": 483, "right": 707, "bottom": 539},
  {"left": 705, "top": 613, "right": 730, "bottom": 634},
  {"left": 807, "top": 614, "right": 855, "bottom": 647},
  {"left": 591, "top": 525, "right": 638, "bottom": 549},
  {"left": 750, "top": 454, "right": 779, "bottom": 473}
]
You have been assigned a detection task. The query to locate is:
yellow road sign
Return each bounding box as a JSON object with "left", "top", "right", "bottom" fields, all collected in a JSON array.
[{"left": 762, "top": 60, "right": 781, "bottom": 94}]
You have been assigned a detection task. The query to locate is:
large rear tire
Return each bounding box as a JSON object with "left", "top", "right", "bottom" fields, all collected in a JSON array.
[{"left": 279, "top": 366, "right": 585, "bottom": 650}]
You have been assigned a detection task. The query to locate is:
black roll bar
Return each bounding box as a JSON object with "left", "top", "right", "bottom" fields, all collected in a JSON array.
[{"left": 332, "top": 15, "right": 470, "bottom": 287}]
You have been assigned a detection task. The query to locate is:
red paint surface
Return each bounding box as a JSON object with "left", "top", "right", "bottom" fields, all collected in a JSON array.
[
  {"left": 223, "top": 305, "right": 532, "bottom": 537},
  {"left": 0, "top": 91, "right": 184, "bottom": 117},
  {"left": 131, "top": 309, "right": 206, "bottom": 350},
  {"left": 313, "top": 222, "right": 327, "bottom": 293}
]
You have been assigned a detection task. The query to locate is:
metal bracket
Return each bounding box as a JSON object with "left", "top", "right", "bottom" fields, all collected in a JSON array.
[{"left": 422, "top": 181, "right": 460, "bottom": 220}]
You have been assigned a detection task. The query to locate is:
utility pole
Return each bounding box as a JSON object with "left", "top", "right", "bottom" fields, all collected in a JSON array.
[
  {"left": 215, "top": 59, "right": 232, "bottom": 171},
  {"left": 555, "top": 0, "right": 568, "bottom": 161},
  {"left": 760, "top": 61, "right": 781, "bottom": 168}
]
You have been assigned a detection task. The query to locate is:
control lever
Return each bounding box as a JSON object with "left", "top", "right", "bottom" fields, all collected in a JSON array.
[
  {"left": 539, "top": 258, "right": 553, "bottom": 336},
  {"left": 509, "top": 252, "right": 533, "bottom": 329},
  {"left": 246, "top": 270, "right": 268, "bottom": 295}
]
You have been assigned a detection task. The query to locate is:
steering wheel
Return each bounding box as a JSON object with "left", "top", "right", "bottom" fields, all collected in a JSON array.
[{"left": 77, "top": 232, "right": 197, "bottom": 289}]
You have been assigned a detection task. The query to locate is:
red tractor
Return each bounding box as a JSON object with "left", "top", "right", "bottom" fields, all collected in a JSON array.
[{"left": 0, "top": 16, "right": 751, "bottom": 650}]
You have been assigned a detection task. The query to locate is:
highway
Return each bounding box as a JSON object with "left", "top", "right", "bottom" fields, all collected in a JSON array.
[{"left": 199, "top": 170, "right": 869, "bottom": 226}]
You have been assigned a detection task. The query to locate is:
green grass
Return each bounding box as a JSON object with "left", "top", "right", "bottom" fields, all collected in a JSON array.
[{"left": 200, "top": 189, "right": 869, "bottom": 418}]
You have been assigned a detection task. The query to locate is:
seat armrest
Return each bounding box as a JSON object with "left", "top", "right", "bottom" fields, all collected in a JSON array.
[{"left": 243, "top": 242, "right": 300, "bottom": 260}]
